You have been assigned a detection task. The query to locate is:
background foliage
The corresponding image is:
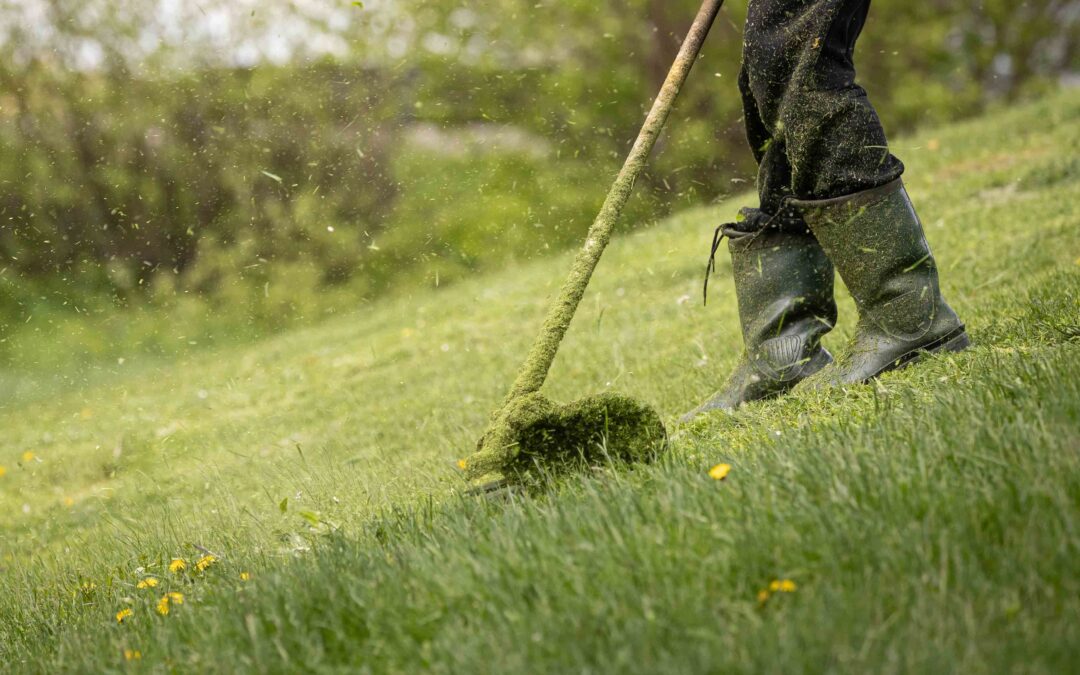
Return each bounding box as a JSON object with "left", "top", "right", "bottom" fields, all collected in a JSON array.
[{"left": 1, "top": 0, "right": 1076, "bottom": 367}]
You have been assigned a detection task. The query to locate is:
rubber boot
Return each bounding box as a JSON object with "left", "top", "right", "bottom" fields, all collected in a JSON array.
[
  {"left": 681, "top": 208, "right": 837, "bottom": 422},
  {"left": 789, "top": 178, "right": 970, "bottom": 386}
]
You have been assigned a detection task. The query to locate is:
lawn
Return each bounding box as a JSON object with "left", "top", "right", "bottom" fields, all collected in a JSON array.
[{"left": 1, "top": 89, "right": 1078, "bottom": 673}]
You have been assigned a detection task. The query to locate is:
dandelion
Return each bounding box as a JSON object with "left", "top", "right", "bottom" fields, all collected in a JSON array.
[
  {"left": 63, "top": 497, "right": 75, "bottom": 507},
  {"left": 21, "top": 451, "right": 35, "bottom": 463},
  {"left": 116, "top": 608, "right": 133, "bottom": 623},
  {"left": 169, "top": 558, "right": 186, "bottom": 573},
  {"left": 758, "top": 579, "right": 797, "bottom": 605},
  {"left": 123, "top": 649, "right": 142, "bottom": 661},
  {"left": 0, "top": 466, "right": 6, "bottom": 477},
  {"left": 708, "top": 463, "right": 732, "bottom": 481},
  {"left": 195, "top": 554, "right": 216, "bottom": 572},
  {"left": 768, "top": 579, "right": 797, "bottom": 593},
  {"left": 456, "top": 459, "right": 467, "bottom": 470},
  {"left": 240, "top": 572, "right": 252, "bottom": 581},
  {"left": 157, "top": 591, "right": 184, "bottom": 616},
  {"left": 136, "top": 577, "right": 159, "bottom": 589}
]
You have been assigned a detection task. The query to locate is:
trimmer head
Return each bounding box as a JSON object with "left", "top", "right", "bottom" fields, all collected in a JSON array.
[{"left": 465, "top": 392, "right": 667, "bottom": 481}]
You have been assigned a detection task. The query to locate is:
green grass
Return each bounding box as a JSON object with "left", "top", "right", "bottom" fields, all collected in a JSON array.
[{"left": 1, "top": 89, "right": 1078, "bottom": 673}]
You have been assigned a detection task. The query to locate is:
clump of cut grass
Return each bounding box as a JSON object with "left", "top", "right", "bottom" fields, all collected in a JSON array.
[{"left": 466, "top": 391, "right": 666, "bottom": 480}]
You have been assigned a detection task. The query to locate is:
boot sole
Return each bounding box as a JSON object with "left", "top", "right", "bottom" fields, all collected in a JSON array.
[{"left": 875, "top": 326, "right": 971, "bottom": 378}]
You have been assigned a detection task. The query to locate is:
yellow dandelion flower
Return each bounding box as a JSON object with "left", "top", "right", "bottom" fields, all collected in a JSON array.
[
  {"left": 0, "top": 466, "right": 6, "bottom": 478},
  {"left": 240, "top": 572, "right": 252, "bottom": 581},
  {"left": 21, "top": 451, "right": 35, "bottom": 463},
  {"left": 156, "top": 595, "right": 171, "bottom": 616},
  {"left": 63, "top": 497, "right": 75, "bottom": 507},
  {"left": 757, "top": 589, "right": 770, "bottom": 604},
  {"left": 123, "top": 649, "right": 142, "bottom": 661},
  {"left": 116, "top": 608, "right": 133, "bottom": 623},
  {"left": 136, "top": 577, "right": 159, "bottom": 589},
  {"left": 167, "top": 592, "right": 184, "bottom": 605},
  {"left": 708, "top": 463, "right": 732, "bottom": 481},
  {"left": 456, "top": 459, "right": 467, "bottom": 470},
  {"left": 769, "top": 579, "right": 797, "bottom": 593},
  {"left": 169, "top": 558, "right": 186, "bottom": 573},
  {"left": 195, "top": 554, "right": 216, "bottom": 572}
]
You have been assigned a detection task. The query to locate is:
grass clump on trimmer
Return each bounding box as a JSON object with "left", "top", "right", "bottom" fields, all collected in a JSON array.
[{"left": 466, "top": 392, "right": 667, "bottom": 480}]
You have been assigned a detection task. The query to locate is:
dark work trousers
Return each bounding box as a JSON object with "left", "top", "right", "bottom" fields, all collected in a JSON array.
[{"left": 738, "top": 0, "right": 905, "bottom": 214}]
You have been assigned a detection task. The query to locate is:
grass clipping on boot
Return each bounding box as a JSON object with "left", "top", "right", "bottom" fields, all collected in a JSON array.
[{"left": 465, "top": 392, "right": 666, "bottom": 481}]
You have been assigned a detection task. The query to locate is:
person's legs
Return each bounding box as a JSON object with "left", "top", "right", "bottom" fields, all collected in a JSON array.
[
  {"left": 681, "top": 7, "right": 842, "bottom": 420},
  {"left": 686, "top": 0, "right": 968, "bottom": 418},
  {"left": 742, "top": 0, "right": 969, "bottom": 384}
]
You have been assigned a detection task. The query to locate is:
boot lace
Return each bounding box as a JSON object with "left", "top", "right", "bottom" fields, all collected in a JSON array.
[
  {"left": 702, "top": 223, "right": 728, "bottom": 306},
  {"left": 702, "top": 202, "right": 799, "bottom": 305}
]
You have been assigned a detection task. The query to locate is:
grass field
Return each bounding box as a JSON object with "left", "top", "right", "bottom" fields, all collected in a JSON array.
[{"left": 1, "top": 89, "right": 1078, "bottom": 673}]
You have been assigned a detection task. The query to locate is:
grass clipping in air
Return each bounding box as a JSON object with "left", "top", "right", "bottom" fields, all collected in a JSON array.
[{"left": 465, "top": 392, "right": 667, "bottom": 481}]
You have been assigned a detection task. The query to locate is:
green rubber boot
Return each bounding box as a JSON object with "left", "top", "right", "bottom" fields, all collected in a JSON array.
[
  {"left": 681, "top": 208, "right": 837, "bottom": 422},
  {"left": 790, "top": 179, "right": 970, "bottom": 387}
]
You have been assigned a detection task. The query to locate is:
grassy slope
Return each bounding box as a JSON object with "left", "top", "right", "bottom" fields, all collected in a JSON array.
[{"left": 1, "top": 90, "right": 1078, "bottom": 673}]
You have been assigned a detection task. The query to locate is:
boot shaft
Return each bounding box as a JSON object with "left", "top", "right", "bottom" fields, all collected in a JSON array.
[
  {"left": 726, "top": 209, "right": 837, "bottom": 351},
  {"left": 790, "top": 179, "right": 957, "bottom": 342},
  {"left": 788, "top": 179, "right": 968, "bottom": 388}
]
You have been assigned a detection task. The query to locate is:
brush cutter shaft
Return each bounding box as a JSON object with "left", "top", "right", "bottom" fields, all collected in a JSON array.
[{"left": 503, "top": 0, "right": 725, "bottom": 404}]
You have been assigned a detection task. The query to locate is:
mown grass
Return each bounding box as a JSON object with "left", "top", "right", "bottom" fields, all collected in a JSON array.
[{"left": 1, "top": 89, "right": 1078, "bottom": 673}]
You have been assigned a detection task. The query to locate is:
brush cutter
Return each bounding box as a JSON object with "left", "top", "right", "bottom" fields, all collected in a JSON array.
[{"left": 464, "top": 0, "right": 725, "bottom": 483}]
